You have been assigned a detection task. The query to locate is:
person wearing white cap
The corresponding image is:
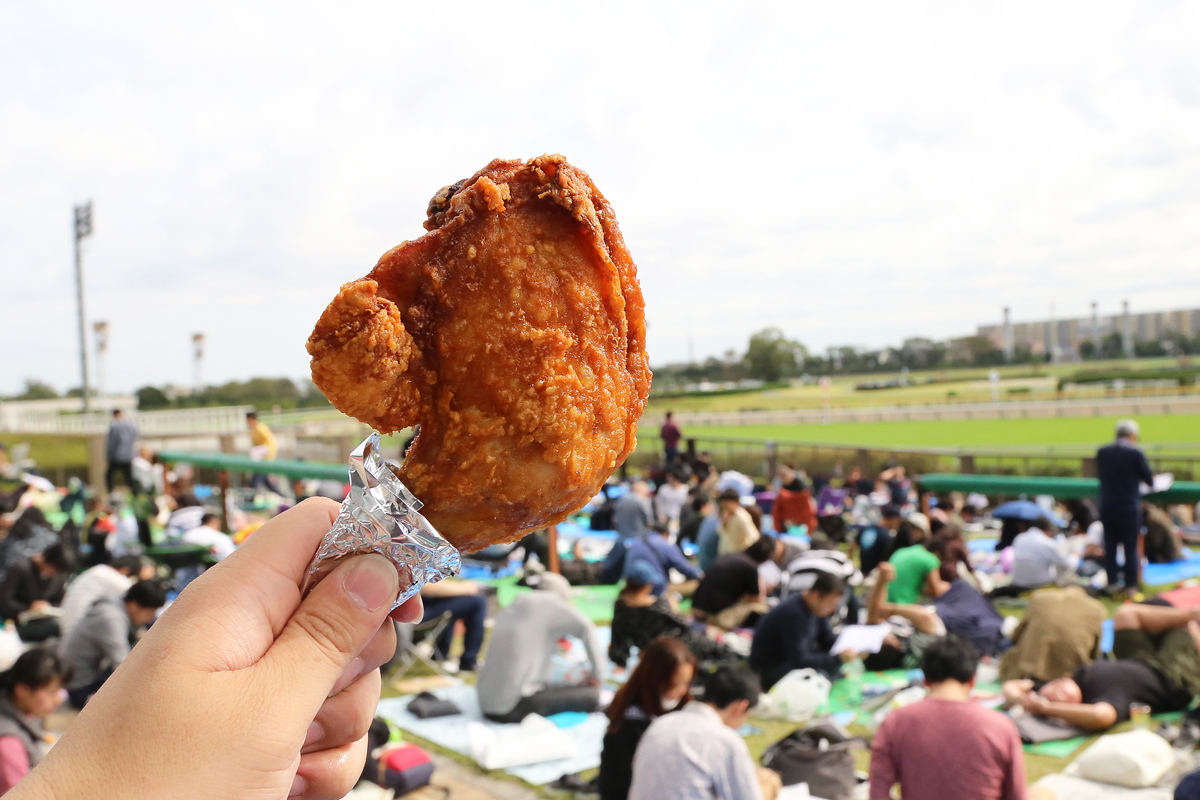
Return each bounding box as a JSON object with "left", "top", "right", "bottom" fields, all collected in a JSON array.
[{"left": 1096, "top": 419, "right": 1154, "bottom": 592}]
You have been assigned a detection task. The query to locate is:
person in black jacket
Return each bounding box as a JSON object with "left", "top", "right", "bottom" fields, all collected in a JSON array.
[
  {"left": 750, "top": 571, "right": 856, "bottom": 689},
  {"left": 0, "top": 544, "right": 70, "bottom": 626},
  {"left": 1096, "top": 419, "right": 1154, "bottom": 591},
  {"left": 598, "top": 636, "right": 696, "bottom": 800}
]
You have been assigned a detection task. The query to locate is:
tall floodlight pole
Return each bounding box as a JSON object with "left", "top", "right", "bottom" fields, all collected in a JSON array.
[
  {"left": 192, "top": 332, "right": 205, "bottom": 392},
  {"left": 93, "top": 321, "right": 109, "bottom": 404},
  {"left": 74, "top": 202, "right": 94, "bottom": 412}
]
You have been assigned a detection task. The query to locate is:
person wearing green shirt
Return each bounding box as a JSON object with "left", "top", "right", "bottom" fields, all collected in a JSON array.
[{"left": 887, "top": 517, "right": 951, "bottom": 605}]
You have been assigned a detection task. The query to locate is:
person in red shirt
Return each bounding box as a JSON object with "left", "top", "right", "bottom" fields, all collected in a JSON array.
[
  {"left": 870, "top": 635, "right": 1027, "bottom": 800},
  {"left": 659, "top": 412, "right": 682, "bottom": 466}
]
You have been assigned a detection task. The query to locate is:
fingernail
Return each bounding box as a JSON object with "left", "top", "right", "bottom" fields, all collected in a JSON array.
[
  {"left": 303, "top": 720, "right": 324, "bottom": 748},
  {"left": 288, "top": 773, "right": 308, "bottom": 798},
  {"left": 342, "top": 555, "right": 398, "bottom": 612}
]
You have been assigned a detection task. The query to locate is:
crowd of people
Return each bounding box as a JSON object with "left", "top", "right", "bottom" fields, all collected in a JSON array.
[{"left": 1, "top": 413, "right": 1199, "bottom": 798}]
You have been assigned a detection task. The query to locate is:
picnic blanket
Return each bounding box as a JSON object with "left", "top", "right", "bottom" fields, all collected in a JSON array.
[
  {"left": 1144, "top": 549, "right": 1200, "bottom": 586},
  {"left": 1161, "top": 585, "right": 1200, "bottom": 608},
  {"left": 376, "top": 685, "right": 607, "bottom": 785},
  {"left": 1033, "top": 773, "right": 1175, "bottom": 800}
]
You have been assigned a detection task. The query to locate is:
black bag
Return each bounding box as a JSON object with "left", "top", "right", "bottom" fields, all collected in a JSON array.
[
  {"left": 762, "top": 721, "right": 862, "bottom": 800},
  {"left": 406, "top": 691, "right": 461, "bottom": 719},
  {"left": 1013, "top": 712, "right": 1085, "bottom": 744}
]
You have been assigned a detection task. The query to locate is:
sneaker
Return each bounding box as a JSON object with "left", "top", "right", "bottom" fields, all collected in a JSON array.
[{"left": 440, "top": 660, "right": 460, "bottom": 675}]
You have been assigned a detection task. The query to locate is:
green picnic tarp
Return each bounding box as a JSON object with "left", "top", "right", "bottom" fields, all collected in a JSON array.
[{"left": 918, "top": 473, "right": 1200, "bottom": 503}]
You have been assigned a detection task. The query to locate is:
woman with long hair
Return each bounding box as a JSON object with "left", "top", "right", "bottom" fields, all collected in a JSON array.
[{"left": 598, "top": 636, "right": 696, "bottom": 800}]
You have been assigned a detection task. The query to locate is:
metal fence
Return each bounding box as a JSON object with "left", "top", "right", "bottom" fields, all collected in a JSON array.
[{"left": 628, "top": 433, "right": 1200, "bottom": 482}]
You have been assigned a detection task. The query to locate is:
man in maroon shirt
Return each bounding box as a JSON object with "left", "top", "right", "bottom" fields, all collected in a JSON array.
[
  {"left": 870, "top": 635, "right": 1027, "bottom": 800},
  {"left": 660, "top": 412, "right": 683, "bottom": 465}
]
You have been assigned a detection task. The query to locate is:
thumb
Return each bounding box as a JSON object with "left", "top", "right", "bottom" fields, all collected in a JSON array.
[{"left": 263, "top": 553, "right": 400, "bottom": 721}]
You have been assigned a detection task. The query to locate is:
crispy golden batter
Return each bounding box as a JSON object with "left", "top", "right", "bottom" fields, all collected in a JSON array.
[{"left": 307, "top": 155, "right": 651, "bottom": 552}]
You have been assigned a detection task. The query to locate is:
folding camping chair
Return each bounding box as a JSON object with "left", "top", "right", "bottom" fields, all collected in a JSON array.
[{"left": 384, "top": 611, "right": 455, "bottom": 683}]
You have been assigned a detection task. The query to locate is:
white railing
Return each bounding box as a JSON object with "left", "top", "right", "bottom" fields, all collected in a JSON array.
[{"left": 1, "top": 405, "right": 255, "bottom": 435}]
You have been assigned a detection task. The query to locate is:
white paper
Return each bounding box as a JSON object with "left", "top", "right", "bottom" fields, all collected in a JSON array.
[
  {"left": 1141, "top": 472, "right": 1174, "bottom": 495},
  {"left": 830, "top": 623, "right": 890, "bottom": 655}
]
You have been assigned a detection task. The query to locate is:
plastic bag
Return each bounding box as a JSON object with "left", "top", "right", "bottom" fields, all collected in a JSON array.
[
  {"left": 756, "top": 668, "right": 831, "bottom": 723},
  {"left": 467, "top": 714, "right": 576, "bottom": 770}
]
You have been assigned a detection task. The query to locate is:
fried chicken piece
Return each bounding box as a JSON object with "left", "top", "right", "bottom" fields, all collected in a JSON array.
[{"left": 307, "top": 155, "right": 651, "bottom": 552}]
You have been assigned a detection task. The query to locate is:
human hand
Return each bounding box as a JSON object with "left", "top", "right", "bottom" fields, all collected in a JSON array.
[
  {"left": 838, "top": 649, "right": 860, "bottom": 663},
  {"left": 876, "top": 562, "right": 896, "bottom": 582},
  {"left": 1020, "top": 692, "right": 1049, "bottom": 716},
  {"left": 29, "top": 600, "right": 51, "bottom": 613},
  {"left": 756, "top": 766, "right": 783, "bottom": 800},
  {"left": 14, "top": 497, "right": 422, "bottom": 800},
  {"left": 1002, "top": 679, "right": 1035, "bottom": 706}
]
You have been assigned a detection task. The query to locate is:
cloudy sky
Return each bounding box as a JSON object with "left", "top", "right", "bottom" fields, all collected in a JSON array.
[{"left": 3, "top": 1, "right": 1199, "bottom": 396}]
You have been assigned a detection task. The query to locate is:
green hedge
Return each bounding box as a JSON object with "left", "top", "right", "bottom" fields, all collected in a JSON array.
[{"left": 1058, "top": 366, "right": 1200, "bottom": 390}]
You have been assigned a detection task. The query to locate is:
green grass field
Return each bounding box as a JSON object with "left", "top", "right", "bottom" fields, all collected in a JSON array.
[{"left": 645, "top": 357, "right": 1184, "bottom": 413}]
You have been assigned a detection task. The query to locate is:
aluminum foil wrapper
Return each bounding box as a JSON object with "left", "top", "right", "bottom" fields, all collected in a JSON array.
[{"left": 301, "top": 433, "right": 460, "bottom": 610}]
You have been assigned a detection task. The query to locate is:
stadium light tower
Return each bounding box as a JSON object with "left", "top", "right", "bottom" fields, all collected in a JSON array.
[
  {"left": 93, "top": 321, "right": 109, "bottom": 404},
  {"left": 1090, "top": 301, "right": 1100, "bottom": 353},
  {"left": 74, "top": 202, "right": 94, "bottom": 412},
  {"left": 193, "top": 332, "right": 205, "bottom": 392}
]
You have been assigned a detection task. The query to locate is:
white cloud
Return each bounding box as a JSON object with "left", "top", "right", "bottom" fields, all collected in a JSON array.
[{"left": 2, "top": 0, "right": 1199, "bottom": 394}]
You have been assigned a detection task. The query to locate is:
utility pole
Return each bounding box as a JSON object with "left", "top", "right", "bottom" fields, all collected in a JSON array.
[
  {"left": 74, "top": 202, "right": 94, "bottom": 413},
  {"left": 93, "top": 320, "right": 109, "bottom": 404},
  {"left": 193, "top": 332, "right": 206, "bottom": 392}
]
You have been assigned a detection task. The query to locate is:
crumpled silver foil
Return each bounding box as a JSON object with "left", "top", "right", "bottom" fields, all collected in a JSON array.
[{"left": 302, "top": 433, "right": 460, "bottom": 610}]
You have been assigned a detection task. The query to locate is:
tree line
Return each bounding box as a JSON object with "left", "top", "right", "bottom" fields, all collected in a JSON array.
[
  {"left": 654, "top": 326, "right": 1199, "bottom": 388},
  {"left": 7, "top": 377, "right": 330, "bottom": 412}
]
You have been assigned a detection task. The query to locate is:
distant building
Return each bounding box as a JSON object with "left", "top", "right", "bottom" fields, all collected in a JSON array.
[{"left": 978, "top": 306, "right": 1200, "bottom": 359}]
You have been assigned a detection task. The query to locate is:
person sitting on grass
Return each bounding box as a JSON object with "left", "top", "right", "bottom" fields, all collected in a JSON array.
[
  {"left": 609, "top": 561, "right": 737, "bottom": 670},
  {"left": 621, "top": 523, "right": 701, "bottom": 597},
  {"left": 1009, "top": 515, "right": 1069, "bottom": 592},
  {"left": 690, "top": 536, "right": 774, "bottom": 630},
  {"left": 417, "top": 578, "right": 486, "bottom": 673},
  {"left": 750, "top": 571, "right": 857, "bottom": 689},
  {"left": 0, "top": 652, "right": 71, "bottom": 796},
  {"left": 886, "top": 518, "right": 949, "bottom": 605},
  {"left": 476, "top": 573, "right": 604, "bottom": 723},
  {"left": 599, "top": 636, "right": 696, "bottom": 800},
  {"left": 60, "top": 579, "right": 166, "bottom": 708},
  {"left": 1003, "top": 602, "right": 1200, "bottom": 731},
  {"left": 870, "top": 635, "right": 1027, "bottom": 800},
  {"left": 0, "top": 543, "right": 71, "bottom": 631},
  {"left": 0, "top": 648, "right": 72, "bottom": 793},
  {"left": 863, "top": 562, "right": 946, "bottom": 671},
  {"left": 628, "top": 664, "right": 780, "bottom": 800},
  {"left": 999, "top": 585, "right": 1106, "bottom": 683},
  {"left": 857, "top": 504, "right": 902, "bottom": 577}
]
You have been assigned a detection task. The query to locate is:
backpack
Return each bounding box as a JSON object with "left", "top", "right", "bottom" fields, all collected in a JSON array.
[
  {"left": 362, "top": 718, "right": 434, "bottom": 796},
  {"left": 761, "top": 721, "right": 862, "bottom": 800},
  {"left": 364, "top": 744, "right": 434, "bottom": 796}
]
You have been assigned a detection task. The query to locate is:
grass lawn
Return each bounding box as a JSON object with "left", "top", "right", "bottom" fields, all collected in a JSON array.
[
  {"left": 672, "top": 414, "right": 1200, "bottom": 450},
  {"left": 0, "top": 433, "right": 89, "bottom": 471},
  {"left": 645, "top": 357, "right": 1184, "bottom": 413}
]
